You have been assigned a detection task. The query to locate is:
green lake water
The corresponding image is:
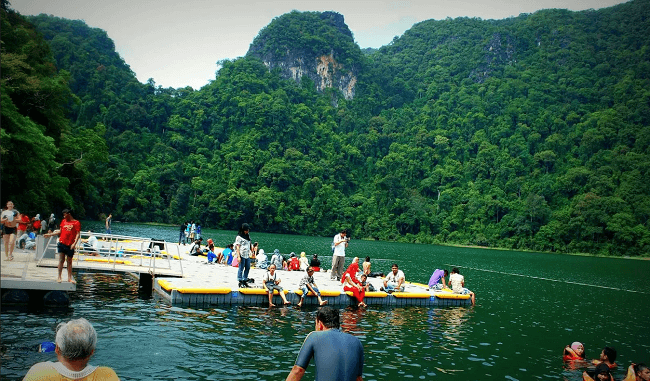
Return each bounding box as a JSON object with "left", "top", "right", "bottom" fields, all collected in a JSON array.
[{"left": 1, "top": 222, "right": 649, "bottom": 380}]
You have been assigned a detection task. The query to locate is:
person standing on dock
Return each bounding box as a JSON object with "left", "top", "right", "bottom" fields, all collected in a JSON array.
[
  {"left": 179, "top": 222, "right": 187, "bottom": 245},
  {"left": 105, "top": 213, "right": 112, "bottom": 237},
  {"left": 286, "top": 306, "right": 363, "bottom": 381},
  {"left": 44, "top": 209, "right": 81, "bottom": 283},
  {"left": 1, "top": 200, "right": 20, "bottom": 261},
  {"left": 330, "top": 228, "right": 349, "bottom": 281},
  {"left": 235, "top": 223, "right": 253, "bottom": 288}
]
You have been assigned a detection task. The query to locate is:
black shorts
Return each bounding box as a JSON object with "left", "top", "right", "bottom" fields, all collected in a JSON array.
[
  {"left": 3, "top": 226, "right": 16, "bottom": 235},
  {"left": 57, "top": 242, "right": 75, "bottom": 257}
]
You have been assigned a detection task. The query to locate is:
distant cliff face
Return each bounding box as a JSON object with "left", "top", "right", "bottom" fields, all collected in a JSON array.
[{"left": 247, "top": 11, "right": 359, "bottom": 100}]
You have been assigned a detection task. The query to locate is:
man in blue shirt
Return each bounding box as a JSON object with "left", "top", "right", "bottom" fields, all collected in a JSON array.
[{"left": 286, "top": 307, "right": 364, "bottom": 381}]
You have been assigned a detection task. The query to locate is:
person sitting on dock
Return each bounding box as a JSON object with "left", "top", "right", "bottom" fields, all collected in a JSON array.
[
  {"left": 362, "top": 257, "right": 371, "bottom": 275},
  {"left": 263, "top": 264, "right": 291, "bottom": 307},
  {"left": 289, "top": 252, "right": 301, "bottom": 271},
  {"left": 310, "top": 254, "right": 321, "bottom": 272},
  {"left": 342, "top": 258, "right": 366, "bottom": 308},
  {"left": 382, "top": 264, "right": 405, "bottom": 293},
  {"left": 23, "top": 318, "right": 119, "bottom": 381},
  {"left": 297, "top": 267, "right": 328, "bottom": 307},
  {"left": 299, "top": 252, "right": 309, "bottom": 271},
  {"left": 285, "top": 306, "right": 363, "bottom": 381},
  {"left": 256, "top": 249, "right": 268, "bottom": 269},
  {"left": 592, "top": 347, "right": 618, "bottom": 369},
  {"left": 189, "top": 238, "right": 203, "bottom": 256},
  {"left": 271, "top": 249, "right": 284, "bottom": 270},
  {"left": 449, "top": 267, "right": 476, "bottom": 305},
  {"left": 221, "top": 244, "right": 234, "bottom": 265},
  {"left": 428, "top": 269, "right": 449, "bottom": 290},
  {"left": 44, "top": 208, "right": 81, "bottom": 284},
  {"left": 81, "top": 231, "right": 100, "bottom": 256}
]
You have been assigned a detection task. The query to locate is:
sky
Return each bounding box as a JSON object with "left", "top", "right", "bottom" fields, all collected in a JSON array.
[{"left": 12, "top": 0, "right": 628, "bottom": 90}]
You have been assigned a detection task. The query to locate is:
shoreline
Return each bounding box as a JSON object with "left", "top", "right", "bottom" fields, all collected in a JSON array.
[{"left": 83, "top": 220, "right": 649, "bottom": 260}]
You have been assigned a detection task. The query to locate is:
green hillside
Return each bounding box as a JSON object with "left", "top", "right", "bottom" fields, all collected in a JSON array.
[{"left": 2, "top": 2, "right": 649, "bottom": 256}]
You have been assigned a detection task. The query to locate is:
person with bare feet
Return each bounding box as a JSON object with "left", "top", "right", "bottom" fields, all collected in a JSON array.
[
  {"left": 342, "top": 258, "right": 366, "bottom": 308},
  {"left": 297, "top": 267, "right": 328, "bottom": 307},
  {"left": 263, "top": 264, "right": 291, "bottom": 307},
  {"left": 2, "top": 201, "right": 20, "bottom": 261},
  {"left": 44, "top": 209, "right": 81, "bottom": 283}
]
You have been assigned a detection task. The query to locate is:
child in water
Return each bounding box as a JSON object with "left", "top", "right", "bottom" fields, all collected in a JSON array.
[{"left": 564, "top": 342, "right": 586, "bottom": 361}]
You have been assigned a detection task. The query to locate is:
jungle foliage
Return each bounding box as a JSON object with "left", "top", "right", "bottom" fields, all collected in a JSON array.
[{"left": 2, "top": 1, "right": 649, "bottom": 256}]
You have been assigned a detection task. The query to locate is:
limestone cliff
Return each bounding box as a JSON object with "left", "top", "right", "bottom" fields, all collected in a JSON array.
[{"left": 247, "top": 11, "right": 360, "bottom": 100}]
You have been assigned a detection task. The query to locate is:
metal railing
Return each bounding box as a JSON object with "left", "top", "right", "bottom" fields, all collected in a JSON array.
[{"left": 36, "top": 232, "right": 183, "bottom": 278}]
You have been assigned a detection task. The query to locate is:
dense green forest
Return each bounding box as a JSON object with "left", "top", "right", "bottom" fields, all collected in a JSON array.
[{"left": 2, "top": 1, "right": 649, "bottom": 256}]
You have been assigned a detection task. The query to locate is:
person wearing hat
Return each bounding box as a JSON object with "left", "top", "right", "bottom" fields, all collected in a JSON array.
[
  {"left": 44, "top": 209, "right": 81, "bottom": 283},
  {"left": 299, "top": 252, "right": 309, "bottom": 271},
  {"left": 234, "top": 223, "right": 253, "bottom": 288}
]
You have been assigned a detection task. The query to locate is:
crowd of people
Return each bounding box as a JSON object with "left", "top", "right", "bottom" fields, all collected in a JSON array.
[{"left": 563, "top": 342, "right": 648, "bottom": 381}]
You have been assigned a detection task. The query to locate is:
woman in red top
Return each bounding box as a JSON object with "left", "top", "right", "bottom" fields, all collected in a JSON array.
[
  {"left": 342, "top": 257, "right": 366, "bottom": 308},
  {"left": 44, "top": 209, "right": 81, "bottom": 283}
]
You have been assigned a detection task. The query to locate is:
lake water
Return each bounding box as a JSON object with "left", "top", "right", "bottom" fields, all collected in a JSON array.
[{"left": 2, "top": 222, "right": 649, "bottom": 380}]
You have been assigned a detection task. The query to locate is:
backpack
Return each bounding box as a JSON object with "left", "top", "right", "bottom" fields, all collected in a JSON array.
[{"left": 290, "top": 257, "right": 300, "bottom": 270}]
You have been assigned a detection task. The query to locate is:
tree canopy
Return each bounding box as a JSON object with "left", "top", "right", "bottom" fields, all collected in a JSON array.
[{"left": 2, "top": 2, "right": 649, "bottom": 256}]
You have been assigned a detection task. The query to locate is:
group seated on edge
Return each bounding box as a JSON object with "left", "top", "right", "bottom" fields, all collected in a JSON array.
[{"left": 262, "top": 264, "right": 291, "bottom": 307}]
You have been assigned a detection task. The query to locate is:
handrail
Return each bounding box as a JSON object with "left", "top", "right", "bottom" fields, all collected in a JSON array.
[{"left": 34, "top": 232, "right": 184, "bottom": 277}]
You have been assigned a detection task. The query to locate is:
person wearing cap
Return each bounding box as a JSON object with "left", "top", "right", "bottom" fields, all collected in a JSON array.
[
  {"left": 32, "top": 214, "right": 42, "bottom": 235},
  {"left": 234, "top": 223, "right": 253, "bottom": 288},
  {"left": 23, "top": 318, "right": 119, "bottom": 381},
  {"left": 299, "top": 252, "right": 309, "bottom": 271},
  {"left": 44, "top": 209, "right": 81, "bottom": 283},
  {"left": 286, "top": 306, "right": 363, "bottom": 381}
]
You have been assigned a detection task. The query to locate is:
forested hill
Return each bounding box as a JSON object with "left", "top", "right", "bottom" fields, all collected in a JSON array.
[{"left": 2, "top": 1, "right": 649, "bottom": 256}]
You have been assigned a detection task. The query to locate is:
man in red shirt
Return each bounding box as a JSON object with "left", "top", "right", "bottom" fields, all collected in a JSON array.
[
  {"left": 17, "top": 213, "right": 30, "bottom": 239},
  {"left": 44, "top": 209, "right": 81, "bottom": 283}
]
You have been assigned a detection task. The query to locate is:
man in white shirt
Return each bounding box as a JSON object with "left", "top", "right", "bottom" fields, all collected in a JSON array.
[
  {"left": 449, "top": 267, "right": 476, "bottom": 305},
  {"left": 330, "top": 229, "right": 348, "bottom": 281},
  {"left": 382, "top": 263, "right": 405, "bottom": 292}
]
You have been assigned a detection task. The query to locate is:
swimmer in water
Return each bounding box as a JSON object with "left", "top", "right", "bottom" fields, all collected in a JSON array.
[{"left": 564, "top": 341, "right": 585, "bottom": 360}]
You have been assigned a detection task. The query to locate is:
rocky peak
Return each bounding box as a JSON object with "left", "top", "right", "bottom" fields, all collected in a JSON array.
[{"left": 247, "top": 11, "right": 360, "bottom": 100}]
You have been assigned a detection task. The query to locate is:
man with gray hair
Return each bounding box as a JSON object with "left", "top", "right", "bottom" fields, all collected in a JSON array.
[{"left": 23, "top": 318, "right": 119, "bottom": 380}]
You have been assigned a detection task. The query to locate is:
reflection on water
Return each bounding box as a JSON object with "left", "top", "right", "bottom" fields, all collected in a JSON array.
[{"left": 2, "top": 224, "right": 650, "bottom": 381}]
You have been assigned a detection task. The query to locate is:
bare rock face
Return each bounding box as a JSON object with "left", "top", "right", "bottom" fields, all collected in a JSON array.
[{"left": 248, "top": 11, "right": 359, "bottom": 100}]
